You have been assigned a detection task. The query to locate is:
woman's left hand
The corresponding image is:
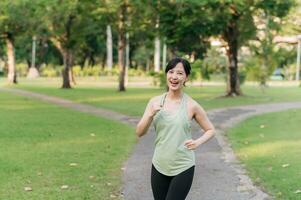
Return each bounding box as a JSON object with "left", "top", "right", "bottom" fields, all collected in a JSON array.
[{"left": 184, "top": 139, "right": 200, "bottom": 150}]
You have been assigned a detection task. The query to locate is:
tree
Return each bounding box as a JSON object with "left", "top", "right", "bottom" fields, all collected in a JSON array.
[
  {"left": 218, "top": 0, "right": 294, "bottom": 96},
  {"left": 39, "top": 0, "right": 97, "bottom": 88},
  {"left": 103, "top": 0, "right": 151, "bottom": 91},
  {"left": 255, "top": 0, "right": 295, "bottom": 86},
  {"left": 0, "top": 0, "right": 32, "bottom": 84},
  {"left": 99, "top": 0, "right": 128, "bottom": 91},
  {"left": 217, "top": 1, "right": 256, "bottom": 96}
]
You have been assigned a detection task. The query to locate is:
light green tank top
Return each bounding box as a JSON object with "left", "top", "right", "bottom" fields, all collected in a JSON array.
[{"left": 152, "top": 92, "right": 195, "bottom": 176}]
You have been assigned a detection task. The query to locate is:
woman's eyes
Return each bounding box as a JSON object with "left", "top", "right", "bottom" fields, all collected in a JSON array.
[{"left": 168, "top": 71, "right": 183, "bottom": 75}]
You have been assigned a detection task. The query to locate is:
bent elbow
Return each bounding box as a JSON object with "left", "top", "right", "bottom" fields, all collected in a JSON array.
[
  {"left": 135, "top": 126, "right": 143, "bottom": 138},
  {"left": 136, "top": 130, "right": 141, "bottom": 138}
]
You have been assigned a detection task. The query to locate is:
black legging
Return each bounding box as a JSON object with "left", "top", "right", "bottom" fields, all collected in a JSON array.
[{"left": 151, "top": 165, "right": 195, "bottom": 200}]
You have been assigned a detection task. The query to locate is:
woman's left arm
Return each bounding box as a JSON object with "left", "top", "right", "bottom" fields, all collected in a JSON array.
[{"left": 184, "top": 103, "right": 215, "bottom": 150}]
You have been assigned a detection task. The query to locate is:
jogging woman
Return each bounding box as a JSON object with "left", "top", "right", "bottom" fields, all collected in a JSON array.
[{"left": 136, "top": 57, "right": 215, "bottom": 200}]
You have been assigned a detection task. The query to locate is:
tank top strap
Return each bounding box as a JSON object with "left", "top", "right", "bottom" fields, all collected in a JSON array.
[{"left": 160, "top": 93, "right": 167, "bottom": 107}]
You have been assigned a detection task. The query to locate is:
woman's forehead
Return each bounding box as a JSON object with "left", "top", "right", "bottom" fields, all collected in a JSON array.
[{"left": 170, "top": 63, "right": 185, "bottom": 71}]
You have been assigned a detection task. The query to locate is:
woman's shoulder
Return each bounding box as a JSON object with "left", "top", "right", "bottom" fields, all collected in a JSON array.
[
  {"left": 149, "top": 93, "right": 165, "bottom": 104},
  {"left": 185, "top": 93, "right": 204, "bottom": 110},
  {"left": 184, "top": 93, "right": 196, "bottom": 105}
]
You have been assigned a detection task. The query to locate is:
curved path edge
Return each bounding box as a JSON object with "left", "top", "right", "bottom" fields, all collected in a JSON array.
[
  {"left": 207, "top": 102, "right": 301, "bottom": 200},
  {"left": 1, "top": 87, "right": 301, "bottom": 200}
]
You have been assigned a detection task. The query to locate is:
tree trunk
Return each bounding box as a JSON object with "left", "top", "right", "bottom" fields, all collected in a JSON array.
[
  {"left": 226, "top": 42, "right": 242, "bottom": 96},
  {"left": 154, "top": 0, "right": 161, "bottom": 72},
  {"left": 118, "top": 2, "right": 126, "bottom": 92},
  {"left": 223, "top": 21, "right": 242, "bottom": 96},
  {"left": 125, "top": 33, "right": 129, "bottom": 86},
  {"left": 162, "top": 43, "right": 167, "bottom": 71},
  {"left": 260, "top": 14, "right": 272, "bottom": 87},
  {"left": 50, "top": 37, "right": 73, "bottom": 88},
  {"left": 154, "top": 36, "right": 160, "bottom": 72},
  {"left": 36, "top": 36, "right": 49, "bottom": 69},
  {"left": 80, "top": 53, "right": 88, "bottom": 69},
  {"left": 118, "top": 34, "right": 126, "bottom": 91},
  {"left": 62, "top": 49, "right": 72, "bottom": 88},
  {"left": 27, "top": 36, "right": 39, "bottom": 79},
  {"left": 6, "top": 34, "right": 17, "bottom": 84},
  {"left": 106, "top": 25, "right": 113, "bottom": 70}
]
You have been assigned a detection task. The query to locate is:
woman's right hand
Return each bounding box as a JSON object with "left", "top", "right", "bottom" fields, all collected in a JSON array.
[
  {"left": 136, "top": 97, "right": 162, "bottom": 138},
  {"left": 148, "top": 102, "right": 162, "bottom": 118}
]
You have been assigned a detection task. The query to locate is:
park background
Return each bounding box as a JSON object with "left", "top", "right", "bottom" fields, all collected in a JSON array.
[{"left": 0, "top": 0, "right": 301, "bottom": 200}]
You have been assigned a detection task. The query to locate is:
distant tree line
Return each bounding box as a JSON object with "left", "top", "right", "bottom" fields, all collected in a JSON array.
[{"left": 0, "top": 0, "right": 295, "bottom": 95}]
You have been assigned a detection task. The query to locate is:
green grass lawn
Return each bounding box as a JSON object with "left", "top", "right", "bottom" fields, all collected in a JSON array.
[
  {"left": 10, "top": 82, "right": 301, "bottom": 116},
  {"left": 0, "top": 92, "right": 135, "bottom": 200},
  {"left": 1, "top": 77, "right": 301, "bottom": 199},
  {"left": 227, "top": 109, "right": 301, "bottom": 200}
]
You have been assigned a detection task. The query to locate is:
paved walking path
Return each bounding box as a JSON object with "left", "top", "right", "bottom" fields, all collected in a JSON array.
[{"left": 2, "top": 87, "right": 301, "bottom": 200}]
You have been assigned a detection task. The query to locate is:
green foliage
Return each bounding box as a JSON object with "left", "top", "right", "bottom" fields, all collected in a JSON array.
[
  {"left": 40, "top": 65, "right": 63, "bottom": 77},
  {"left": 192, "top": 47, "right": 229, "bottom": 81},
  {"left": 83, "top": 66, "right": 101, "bottom": 77},
  {"left": 191, "top": 60, "right": 205, "bottom": 80},
  {"left": 0, "top": 0, "right": 32, "bottom": 36},
  {"left": 189, "top": 63, "right": 200, "bottom": 82},
  {"left": 149, "top": 71, "right": 166, "bottom": 87},
  {"left": 0, "top": 0, "right": 296, "bottom": 87},
  {"left": 256, "top": 0, "right": 295, "bottom": 18},
  {"left": 244, "top": 56, "right": 272, "bottom": 82},
  {"left": 128, "top": 68, "right": 146, "bottom": 76},
  {"left": 280, "top": 1, "right": 301, "bottom": 35},
  {"left": 73, "top": 66, "right": 121, "bottom": 77},
  {"left": 72, "top": 66, "right": 82, "bottom": 76},
  {"left": 242, "top": 0, "right": 295, "bottom": 85},
  {"left": 244, "top": 45, "right": 297, "bottom": 82},
  {"left": 238, "top": 70, "right": 247, "bottom": 85},
  {"left": 132, "top": 45, "right": 153, "bottom": 69},
  {"left": 15, "top": 63, "right": 28, "bottom": 77},
  {"left": 0, "top": 64, "right": 4, "bottom": 77},
  {"left": 35, "top": 65, "right": 148, "bottom": 78},
  {"left": 159, "top": 1, "right": 220, "bottom": 58}
]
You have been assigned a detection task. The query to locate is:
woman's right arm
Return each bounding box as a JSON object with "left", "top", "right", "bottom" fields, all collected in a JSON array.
[{"left": 136, "top": 98, "right": 161, "bottom": 138}]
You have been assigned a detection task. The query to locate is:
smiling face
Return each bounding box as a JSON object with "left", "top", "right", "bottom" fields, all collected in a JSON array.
[{"left": 166, "top": 62, "right": 188, "bottom": 91}]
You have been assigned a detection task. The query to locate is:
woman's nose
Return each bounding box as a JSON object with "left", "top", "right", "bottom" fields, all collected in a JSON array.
[{"left": 172, "top": 74, "right": 178, "bottom": 79}]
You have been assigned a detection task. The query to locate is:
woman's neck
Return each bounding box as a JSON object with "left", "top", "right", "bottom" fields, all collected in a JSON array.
[{"left": 167, "top": 90, "right": 183, "bottom": 100}]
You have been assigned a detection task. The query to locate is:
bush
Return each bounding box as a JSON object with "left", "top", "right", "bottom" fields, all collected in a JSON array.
[
  {"left": 149, "top": 71, "right": 166, "bottom": 87},
  {"left": 73, "top": 66, "right": 83, "bottom": 76},
  {"left": 40, "top": 65, "right": 63, "bottom": 77},
  {"left": 191, "top": 59, "right": 210, "bottom": 81},
  {"left": 128, "top": 68, "right": 145, "bottom": 76},
  {"left": 190, "top": 60, "right": 202, "bottom": 81},
  {"left": 239, "top": 71, "right": 246, "bottom": 85},
  {"left": 16, "top": 63, "right": 28, "bottom": 77},
  {"left": 37, "top": 65, "right": 148, "bottom": 78}
]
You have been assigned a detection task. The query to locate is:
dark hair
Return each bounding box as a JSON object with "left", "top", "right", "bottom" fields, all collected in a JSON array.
[{"left": 165, "top": 57, "right": 191, "bottom": 76}]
